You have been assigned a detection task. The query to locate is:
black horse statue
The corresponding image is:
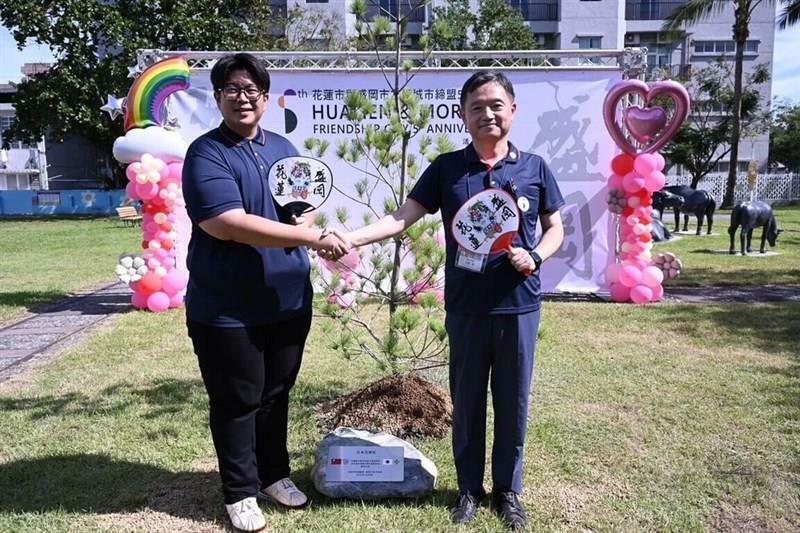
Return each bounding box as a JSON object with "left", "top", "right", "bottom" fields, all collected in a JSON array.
[
  {"left": 652, "top": 189, "right": 685, "bottom": 216},
  {"left": 661, "top": 185, "right": 717, "bottom": 235},
  {"left": 728, "top": 200, "right": 781, "bottom": 255}
]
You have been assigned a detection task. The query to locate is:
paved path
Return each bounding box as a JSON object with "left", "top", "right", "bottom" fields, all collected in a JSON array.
[
  {"left": 1, "top": 282, "right": 799, "bottom": 385},
  {"left": 0, "top": 283, "right": 131, "bottom": 383}
]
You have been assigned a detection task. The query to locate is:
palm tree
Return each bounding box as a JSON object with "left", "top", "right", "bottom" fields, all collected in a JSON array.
[
  {"left": 663, "top": 1, "right": 762, "bottom": 208},
  {"left": 777, "top": 0, "right": 800, "bottom": 28},
  {"left": 664, "top": 0, "right": 800, "bottom": 207}
]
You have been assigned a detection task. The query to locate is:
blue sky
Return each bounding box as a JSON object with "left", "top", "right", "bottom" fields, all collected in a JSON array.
[{"left": 2, "top": 23, "right": 799, "bottom": 103}]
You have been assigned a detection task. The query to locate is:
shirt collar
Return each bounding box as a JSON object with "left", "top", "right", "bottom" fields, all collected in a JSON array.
[
  {"left": 218, "top": 122, "right": 267, "bottom": 147},
  {"left": 464, "top": 141, "right": 520, "bottom": 167}
]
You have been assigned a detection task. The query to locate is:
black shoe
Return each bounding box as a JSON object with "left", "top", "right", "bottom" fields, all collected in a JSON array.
[
  {"left": 492, "top": 491, "right": 527, "bottom": 530},
  {"left": 450, "top": 489, "right": 486, "bottom": 524}
]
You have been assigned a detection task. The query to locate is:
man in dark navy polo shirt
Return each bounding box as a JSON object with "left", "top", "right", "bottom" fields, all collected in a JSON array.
[
  {"left": 182, "top": 53, "right": 347, "bottom": 532},
  {"left": 340, "top": 71, "right": 565, "bottom": 530}
]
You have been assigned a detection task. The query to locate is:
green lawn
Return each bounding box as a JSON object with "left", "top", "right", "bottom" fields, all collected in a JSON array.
[
  {"left": 0, "top": 217, "right": 141, "bottom": 323},
  {"left": 0, "top": 210, "right": 798, "bottom": 531},
  {"left": 0, "top": 302, "right": 797, "bottom": 531},
  {"left": 657, "top": 206, "right": 800, "bottom": 287}
]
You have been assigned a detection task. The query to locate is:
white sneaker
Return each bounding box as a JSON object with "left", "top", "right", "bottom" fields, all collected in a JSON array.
[
  {"left": 225, "top": 497, "right": 266, "bottom": 532},
  {"left": 259, "top": 478, "right": 309, "bottom": 508}
]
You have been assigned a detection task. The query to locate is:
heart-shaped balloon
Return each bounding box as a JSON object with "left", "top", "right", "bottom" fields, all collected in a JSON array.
[
  {"left": 603, "top": 79, "right": 690, "bottom": 155},
  {"left": 624, "top": 106, "right": 667, "bottom": 143}
]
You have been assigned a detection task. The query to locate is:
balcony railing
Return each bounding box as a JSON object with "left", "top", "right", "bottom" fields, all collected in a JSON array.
[
  {"left": 507, "top": 1, "right": 559, "bottom": 21},
  {"left": 625, "top": 1, "right": 685, "bottom": 21},
  {"left": 365, "top": 1, "right": 426, "bottom": 23},
  {"left": 643, "top": 63, "right": 692, "bottom": 81}
]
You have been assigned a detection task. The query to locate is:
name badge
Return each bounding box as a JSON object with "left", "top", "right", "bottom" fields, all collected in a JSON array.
[{"left": 455, "top": 246, "right": 488, "bottom": 273}]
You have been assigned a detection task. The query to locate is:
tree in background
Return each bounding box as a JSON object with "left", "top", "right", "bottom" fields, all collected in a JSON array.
[
  {"left": 663, "top": 61, "right": 770, "bottom": 188},
  {"left": 427, "top": 0, "right": 474, "bottom": 50},
  {"left": 427, "top": 0, "right": 537, "bottom": 51},
  {"left": 769, "top": 101, "right": 800, "bottom": 172},
  {"left": 473, "top": 0, "right": 537, "bottom": 50}
]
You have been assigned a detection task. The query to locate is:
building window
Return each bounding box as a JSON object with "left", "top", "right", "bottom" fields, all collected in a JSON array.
[
  {"left": 365, "top": 0, "right": 426, "bottom": 22},
  {"left": 694, "top": 40, "right": 759, "bottom": 55},
  {"left": 0, "top": 117, "right": 33, "bottom": 150},
  {"left": 578, "top": 36, "right": 602, "bottom": 49},
  {"left": 506, "top": 0, "right": 559, "bottom": 20},
  {"left": 625, "top": 1, "right": 684, "bottom": 21}
]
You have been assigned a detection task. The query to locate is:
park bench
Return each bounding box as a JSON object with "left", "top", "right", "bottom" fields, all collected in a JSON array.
[{"left": 116, "top": 206, "right": 142, "bottom": 226}]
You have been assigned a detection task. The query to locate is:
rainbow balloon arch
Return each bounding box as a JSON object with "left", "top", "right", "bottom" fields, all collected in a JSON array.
[
  {"left": 602, "top": 79, "right": 688, "bottom": 304},
  {"left": 108, "top": 56, "right": 192, "bottom": 312}
]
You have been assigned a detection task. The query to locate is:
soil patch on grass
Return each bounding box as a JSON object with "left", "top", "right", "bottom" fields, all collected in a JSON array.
[{"left": 317, "top": 374, "right": 452, "bottom": 438}]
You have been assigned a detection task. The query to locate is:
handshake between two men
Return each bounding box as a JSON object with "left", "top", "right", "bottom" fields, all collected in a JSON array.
[{"left": 312, "top": 228, "right": 353, "bottom": 262}]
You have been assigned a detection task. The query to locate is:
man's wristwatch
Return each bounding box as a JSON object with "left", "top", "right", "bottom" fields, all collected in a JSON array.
[{"left": 530, "top": 250, "right": 543, "bottom": 271}]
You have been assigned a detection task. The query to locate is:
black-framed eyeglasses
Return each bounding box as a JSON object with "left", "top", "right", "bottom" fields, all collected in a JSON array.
[{"left": 217, "top": 85, "right": 265, "bottom": 101}]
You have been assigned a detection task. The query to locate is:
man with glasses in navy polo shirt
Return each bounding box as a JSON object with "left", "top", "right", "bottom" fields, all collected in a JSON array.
[
  {"left": 183, "top": 53, "right": 347, "bottom": 532},
  {"left": 334, "top": 71, "right": 565, "bottom": 530}
]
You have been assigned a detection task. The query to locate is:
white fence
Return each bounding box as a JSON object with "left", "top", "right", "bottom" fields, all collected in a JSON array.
[{"left": 665, "top": 174, "right": 800, "bottom": 205}]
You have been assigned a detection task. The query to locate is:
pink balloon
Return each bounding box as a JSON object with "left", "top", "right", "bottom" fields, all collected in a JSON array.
[
  {"left": 630, "top": 284, "right": 654, "bottom": 304},
  {"left": 619, "top": 265, "right": 642, "bottom": 288},
  {"left": 159, "top": 165, "right": 171, "bottom": 180},
  {"left": 136, "top": 181, "right": 159, "bottom": 200},
  {"left": 608, "top": 173, "right": 623, "bottom": 189},
  {"left": 641, "top": 266, "right": 665, "bottom": 288},
  {"left": 162, "top": 269, "right": 188, "bottom": 296},
  {"left": 131, "top": 290, "right": 148, "bottom": 309},
  {"left": 644, "top": 170, "right": 666, "bottom": 192},
  {"left": 653, "top": 152, "right": 666, "bottom": 171},
  {"left": 126, "top": 163, "right": 139, "bottom": 182},
  {"left": 168, "top": 162, "right": 183, "bottom": 182},
  {"left": 169, "top": 291, "right": 185, "bottom": 308},
  {"left": 634, "top": 153, "right": 658, "bottom": 176},
  {"left": 622, "top": 171, "right": 646, "bottom": 193},
  {"left": 146, "top": 291, "right": 171, "bottom": 312},
  {"left": 610, "top": 282, "right": 631, "bottom": 303},
  {"left": 651, "top": 284, "right": 665, "bottom": 302},
  {"left": 125, "top": 181, "right": 139, "bottom": 201}
]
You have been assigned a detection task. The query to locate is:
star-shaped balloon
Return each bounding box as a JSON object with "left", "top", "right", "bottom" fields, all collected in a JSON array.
[
  {"left": 100, "top": 94, "right": 125, "bottom": 120},
  {"left": 127, "top": 64, "right": 142, "bottom": 78}
]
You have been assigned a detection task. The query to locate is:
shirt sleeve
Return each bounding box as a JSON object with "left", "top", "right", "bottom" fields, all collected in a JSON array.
[
  {"left": 407, "top": 156, "right": 442, "bottom": 214},
  {"left": 182, "top": 139, "right": 243, "bottom": 224},
  {"left": 539, "top": 159, "right": 566, "bottom": 214}
]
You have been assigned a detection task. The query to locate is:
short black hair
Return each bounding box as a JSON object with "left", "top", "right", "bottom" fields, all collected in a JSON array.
[
  {"left": 460, "top": 71, "right": 515, "bottom": 106},
  {"left": 210, "top": 53, "right": 270, "bottom": 93}
]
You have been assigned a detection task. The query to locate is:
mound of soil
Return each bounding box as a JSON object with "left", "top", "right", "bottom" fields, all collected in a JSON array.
[{"left": 317, "top": 374, "right": 453, "bottom": 438}]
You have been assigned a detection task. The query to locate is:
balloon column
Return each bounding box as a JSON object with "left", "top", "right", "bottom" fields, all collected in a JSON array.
[
  {"left": 106, "top": 56, "right": 192, "bottom": 312},
  {"left": 602, "top": 80, "right": 689, "bottom": 303}
]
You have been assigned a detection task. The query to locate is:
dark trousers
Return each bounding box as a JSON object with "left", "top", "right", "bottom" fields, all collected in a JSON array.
[
  {"left": 188, "top": 313, "right": 311, "bottom": 504},
  {"left": 445, "top": 310, "right": 540, "bottom": 495}
]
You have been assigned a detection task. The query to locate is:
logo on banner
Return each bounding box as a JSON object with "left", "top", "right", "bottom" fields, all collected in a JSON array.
[{"left": 278, "top": 89, "right": 298, "bottom": 134}]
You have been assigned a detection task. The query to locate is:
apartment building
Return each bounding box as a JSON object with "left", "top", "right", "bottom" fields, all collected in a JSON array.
[{"left": 284, "top": 0, "right": 776, "bottom": 172}]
